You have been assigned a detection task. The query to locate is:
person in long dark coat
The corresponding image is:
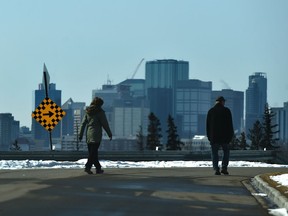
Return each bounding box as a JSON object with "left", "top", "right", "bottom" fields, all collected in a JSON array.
[
  {"left": 206, "top": 96, "right": 234, "bottom": 175},
  {"left": 79, "top": 97, "right": 112, "bottom": 174}
]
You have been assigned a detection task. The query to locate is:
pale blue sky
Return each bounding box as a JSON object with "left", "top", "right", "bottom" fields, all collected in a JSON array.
[{"left": 0, "top": 0, "right": 287, "bottom": 127}]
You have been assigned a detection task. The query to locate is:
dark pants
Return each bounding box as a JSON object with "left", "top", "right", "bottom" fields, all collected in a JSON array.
[
  {"left": 211, "top": 143, "right": 230, "bottom": 171},
  {"left": 86, "top": 142, "right": 101, "bottom": 170}
]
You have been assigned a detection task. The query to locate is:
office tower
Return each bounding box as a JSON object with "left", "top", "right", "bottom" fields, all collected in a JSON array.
[
  {"left": 212, "top": 89, "right": 244, "bottom": 134},
  {"left": 145, "top": 59, "right": 189, "bottom": 90},
  {"left": 0, "top": 113, "right": 19, "bottom": 150},
  {"left": 61, "top": 98, "right": 86, "bottom": 151},
  {"left": 92, "top": 83, "right": 119, "bottom": 109},
  {"left": 245, "top": 72, "right": 267, "bottom": 133},
  {"left": 11, "top": 120, "right": 20, "bottom": 145},
  {"left": 113, "top": 81, "right": 149, "bottom": 138},
  {"left": 20, "top": 126, "right": 30, "bottom": 135},
  {"left": 92, "top": 83, "right": 119, "bottom": 138},
  {"left": 118, "top": 79, "right": 145, "bottom": 98},
  {"left": 62, "top": 98, "right": 86, "bottom": 137},
  {"left": 176, "top": 79, "right": 212, "bottom": 138},
  {"left": 32, "top": 83, "right": 62, "bottom": 149},
  {"left": 113, "top": 98, "right": 150, "bottom": 138},
  {"left": 93, "top": 82, "right": 149, "bottom": 141},
  {"left": 271, "top": 102, "right": 288, "bottom": 147},
  {"left": 145, "top": 59, "right": 189, "bottom": 142}
]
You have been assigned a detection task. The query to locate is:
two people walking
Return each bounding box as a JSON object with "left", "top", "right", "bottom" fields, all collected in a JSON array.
[{"left": 79, "top": 95, "right": 233, "bottom": 176}]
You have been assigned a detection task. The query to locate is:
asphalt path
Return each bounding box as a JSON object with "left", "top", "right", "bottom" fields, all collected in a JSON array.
[{"left": 0, "top": 167, "right": 287, "bottom": 216}]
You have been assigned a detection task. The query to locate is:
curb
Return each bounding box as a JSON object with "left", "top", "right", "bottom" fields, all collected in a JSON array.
[{"left": 252, "top": 174, "right": 288, "bottom": 210}]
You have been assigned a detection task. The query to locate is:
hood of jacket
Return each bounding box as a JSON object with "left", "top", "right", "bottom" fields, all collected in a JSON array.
[{"left": 86, "top": 105, "right": 103, "bottom": 115}]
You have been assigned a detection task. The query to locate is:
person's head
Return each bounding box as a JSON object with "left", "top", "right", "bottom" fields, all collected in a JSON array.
[
  {"left": 86, "top": 97, "right": 104, "bottom": 114},
  {"left": 90, "top": 97, "right": 104, "bottom": 107},
  {"left": 215, "top": 96, "right": 226, "bottom": 105}
]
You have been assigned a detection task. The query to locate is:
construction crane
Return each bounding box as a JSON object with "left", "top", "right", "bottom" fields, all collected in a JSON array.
[{"left": 131, "top": 58, "right": 144, "bottom": 79}]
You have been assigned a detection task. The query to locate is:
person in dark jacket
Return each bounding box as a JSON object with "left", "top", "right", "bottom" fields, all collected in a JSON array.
[
  {"left": 79, "top": 97, "right": 112, "bottom": 174},
  {"left": 206, "top": 96, "right": 234, "bottom": 175}
]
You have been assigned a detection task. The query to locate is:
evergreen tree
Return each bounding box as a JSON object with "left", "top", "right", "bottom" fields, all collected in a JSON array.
[
  {"left": 10, "top": 140, "right": 21, "bottom": 151},
  {"left": 239, "top": 132, "right": 248, "bottom": 150},
  {"left": 166, "top": 115, "right": 182, "bottom": 150},
  {"left": 248, "top": 120, "right": 263, "bottom": 150},
  {"left": 136, "top": 125, "right": 145, "bottom": 151},
  {"left": 147, "top": 112, "right": 162, "bottom": 150},
  {"left": 230, "top": 134, "right": 241, "bottom": 150},
  {"left": 262, "top": 103, "right": 279, "bottom": 150}
]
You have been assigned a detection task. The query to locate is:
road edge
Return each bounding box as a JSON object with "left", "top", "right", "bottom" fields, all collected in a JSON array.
[{"left": 252, "top": 174, "right": 288, "bottom": 211}]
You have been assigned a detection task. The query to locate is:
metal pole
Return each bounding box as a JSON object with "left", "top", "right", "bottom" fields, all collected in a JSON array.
[
  {"left": 49, "top": 131, "right": 53, "bottom": 151},
  {"left": 43, "top": 70, "right": 53, "bottom": 151},
  {"left": 43, "top": 71, "right": 49, "bottom": 99},
  {"left": 76, "top": 123, "right": 79, "bottom": 151}
]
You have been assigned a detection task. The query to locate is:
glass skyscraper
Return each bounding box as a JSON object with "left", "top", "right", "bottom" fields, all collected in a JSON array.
[
  {"left": 0, "top": 113, "right": 19, "bottom": 150},
  {"left": 145, "top": 59, "right": 189, "bottom": 90},
  {"left": 245, "top": 72, "right": 267, "bottom": 133},
  {"left": 145, "top": 59, "right": 189, "bottom": 141},
  {"left": 176, "top": 79, "right": 212, "bottom": 138},
  {"left": 271, "top": 102, "right": 288, "bottom": 147}
]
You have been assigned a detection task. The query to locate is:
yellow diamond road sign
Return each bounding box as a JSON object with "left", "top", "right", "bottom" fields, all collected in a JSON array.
[{"left": 32, "top": 97, "right": 66, "bottom": 132}]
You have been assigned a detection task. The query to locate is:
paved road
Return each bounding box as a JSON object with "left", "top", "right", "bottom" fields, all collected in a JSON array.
[{"left": 0, "top": 167, "right": 286, "bottom": 216}]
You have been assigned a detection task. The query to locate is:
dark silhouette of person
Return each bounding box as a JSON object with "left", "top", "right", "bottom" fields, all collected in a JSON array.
[
  {"left": 79, "top": 97, "right": 112, "bottom": 174},
  {"left": 206, "top": 96, "right": 234, "bottom": 175}
]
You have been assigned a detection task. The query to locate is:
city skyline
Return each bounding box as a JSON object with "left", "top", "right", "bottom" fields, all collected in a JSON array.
[
  {"left": 2, "top": 61, "right": 287, "bottom": 129},
  {"left": 0, "top": 0, "right": 287, "bottom": 127}
]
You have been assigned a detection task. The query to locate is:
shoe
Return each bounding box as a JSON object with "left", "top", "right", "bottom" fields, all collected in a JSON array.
[
  {"left": 215, "top": 170, "right": 221, "bottom": 175},
  {"left": 84, "top": 168, "right": 93, "bottom": 175},
  {"left": 221, "top": 169, "right": 229, "bottom": 175},
  {"left": 96, "top": 169, "right": 104, "bottom": 174}
]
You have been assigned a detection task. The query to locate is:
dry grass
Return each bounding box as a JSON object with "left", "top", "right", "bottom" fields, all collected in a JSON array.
[{"left": 260, "top": 172, "right": 288, "bottom": 199}]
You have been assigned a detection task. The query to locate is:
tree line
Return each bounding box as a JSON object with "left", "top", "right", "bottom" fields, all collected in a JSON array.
[
  {"left": 247, "top": 103, "right": 279, "bottom": 150},
  {"left": 217, "top": 103, "right": 279, "bottom": 150},
  {"left": 138, "top": 103, "right": 280, "bottom": 151}
]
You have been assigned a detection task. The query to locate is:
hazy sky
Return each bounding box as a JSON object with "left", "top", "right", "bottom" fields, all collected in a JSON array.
[{"left": 0, "top": 0, "right": 287, "bottom": 127}]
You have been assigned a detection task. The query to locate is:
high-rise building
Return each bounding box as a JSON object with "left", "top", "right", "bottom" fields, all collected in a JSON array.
[
  {"left": 113, "top": 98, "right": 150, "bottom": 138},
  {"left": 145, "top": 60, "right": 189, "bottom": 90},
  {"left": 176, "top": 79, "right": 212, "bottom": 138},
  {"left": 271, "top": 102, "right": 288, "bottom": 148},
  {"left": 147, "top": 87, "right": 173, "bottom": 136},
  {"left": 92, "top": 83, "right": 120, "bottom": 139},
  {"left": 31, "top": 83, "right": 62, "bottom": 150},
  {"left": 92, "top": 83, "right": 118, "bottom": 110},
  {"left": 0, "top": 113, "right": 19, "bottom": 150},
  {"left": 212, "top": 89, "right": 244, "bottom": 134},
  {"left": 60, "top": 98, "right": 86, "bottom": 151},
  {"left": 245, "top": 72, "right": 267, "bottom": 133},
  {"left": 145, "top": 59, "right": 189, "bottom": 141},
  {"left": 118, "top": 79, "right": 145, "bottom": 98},
  {"left": 62, "top": 98, "right": 86, "bottom": 137},
  {"left": 93, "top": 82, "right": 149, "bottom": 141}
]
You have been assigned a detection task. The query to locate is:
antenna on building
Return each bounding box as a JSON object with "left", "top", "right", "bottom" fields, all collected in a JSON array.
[{"left": 107, "top": 75, "right": 112, "bottom": 85}]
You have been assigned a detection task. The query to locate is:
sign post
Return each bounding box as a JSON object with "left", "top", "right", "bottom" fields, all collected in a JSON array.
[{"left": 32, "top": 64, "right": 66, "bottom": 151}]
